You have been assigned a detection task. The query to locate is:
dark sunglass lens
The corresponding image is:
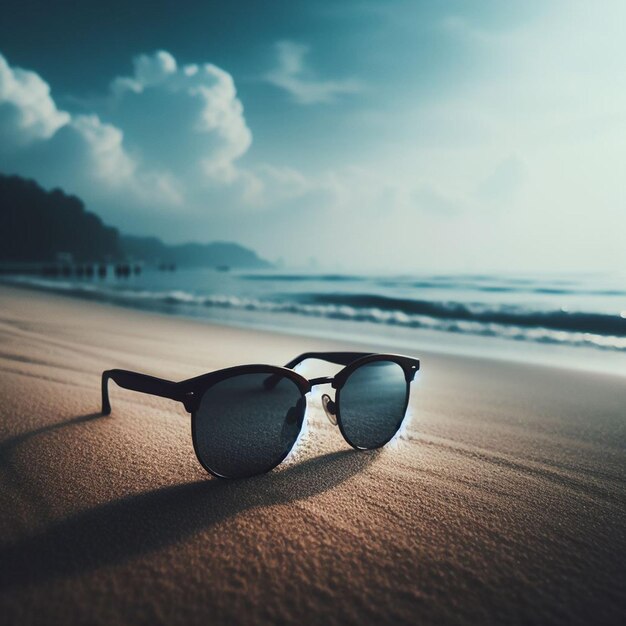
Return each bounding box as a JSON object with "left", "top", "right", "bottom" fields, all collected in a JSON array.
[
  {"left": 338, "top": 361, "right": 408, "bottom": 449},
  {"left": 194, "top": 373, "right": 305, "bottom": 478}
]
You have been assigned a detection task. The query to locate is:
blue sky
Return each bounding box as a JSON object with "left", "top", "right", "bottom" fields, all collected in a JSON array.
[{"left": 0, "top": 1, "right": 624, "bottom": 272}]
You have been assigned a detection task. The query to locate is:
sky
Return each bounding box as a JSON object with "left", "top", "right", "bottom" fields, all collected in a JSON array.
[{"left": 0, "top": 0, "right": 624, "bottom": 273}]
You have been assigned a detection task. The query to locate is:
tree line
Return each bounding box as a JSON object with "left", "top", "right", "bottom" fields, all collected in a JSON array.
[{"left": 0, "top": 173, "right": 269, "bottom": 268}]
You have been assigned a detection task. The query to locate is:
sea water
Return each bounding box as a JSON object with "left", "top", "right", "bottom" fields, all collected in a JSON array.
[{"left": 5, "top": 269, "right": 626, "bottom": 375}]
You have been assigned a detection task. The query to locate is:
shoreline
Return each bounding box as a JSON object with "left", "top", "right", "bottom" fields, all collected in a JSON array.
[
  {"left": 3, "top": 278, "right": 625, "bottom": 380},
  {"left": 0, "top": 284, "right": 624, "bottom": 624}
]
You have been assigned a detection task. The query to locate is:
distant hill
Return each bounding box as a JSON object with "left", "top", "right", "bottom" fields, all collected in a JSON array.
[
  {"left": 121, "top": 235, "right": 270, "bottom": 268},
  {"left": 0, "top": 173, "right": 270, "bottom": 269},
  {"left": 0, "top": 173, "right": 121, "bottom": 262}
]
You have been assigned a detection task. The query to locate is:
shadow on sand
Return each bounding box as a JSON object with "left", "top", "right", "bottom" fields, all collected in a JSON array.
[
  {"left": 0, "top": 412, "right": 378, "bottom": 590},
  {"left": 0, "top": 412, "right": 104, "bottom": 522}
]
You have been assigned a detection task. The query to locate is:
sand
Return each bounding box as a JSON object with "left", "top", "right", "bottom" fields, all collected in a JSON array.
[{"left": 0, "top": 284, "right": 624, "bottom": 625}]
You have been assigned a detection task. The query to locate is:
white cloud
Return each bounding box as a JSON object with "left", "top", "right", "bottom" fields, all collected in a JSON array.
[
  {"left": 71, "top": 114, "right": 136, "bottom": 184},
  {"left": 69, "top": 113, "right": 183, "bottom": 206},
  {"left": 110, "top": 50, "right": 252, "bottom": 184},
  {"left": 0, "top": 52, "right": 186, "bottom": 212},
  {"left": 111, "top": 50, "right": 178, "bottom": 95},
  {"left": 265, "top": 41, "right": 362, "bottom": 104},
  {"left": 193, "top": 65, "right": 252, "bottom": 182},
  {"left": 0, "top": 53, "right": 70, "bottom": 144},
  {"left": 0, "top": 49, "right": 324, "bottom": 231}
]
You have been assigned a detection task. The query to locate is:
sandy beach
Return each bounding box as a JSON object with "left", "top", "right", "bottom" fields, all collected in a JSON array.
[{"left": 0, "top": 284, "right": 624, "bottom": 625}]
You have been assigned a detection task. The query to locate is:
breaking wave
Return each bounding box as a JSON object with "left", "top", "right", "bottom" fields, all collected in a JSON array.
[{"left": 5, "top": 276, "right": 625, "bottom": 352}]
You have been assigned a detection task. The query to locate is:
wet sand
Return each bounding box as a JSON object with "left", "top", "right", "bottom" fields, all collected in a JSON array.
[{"left": 0, "top": 284, "right": 624, "bottom": 625}]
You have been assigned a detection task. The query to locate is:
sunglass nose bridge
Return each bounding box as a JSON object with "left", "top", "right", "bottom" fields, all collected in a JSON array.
[{"left": 321, "top": 394, "right": 337, "bottom": 426}]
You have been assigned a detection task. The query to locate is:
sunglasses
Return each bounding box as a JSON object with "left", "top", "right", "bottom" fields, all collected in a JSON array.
[{"left": 101, "top": 352, "right": 420, "bottom": 479}]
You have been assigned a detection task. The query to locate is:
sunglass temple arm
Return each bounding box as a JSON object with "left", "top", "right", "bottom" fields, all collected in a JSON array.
[{"left": 101, "top": 369, "right": 182, "bottom": 415}]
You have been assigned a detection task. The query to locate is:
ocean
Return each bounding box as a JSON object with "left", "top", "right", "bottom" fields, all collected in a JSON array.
[{"left": 4, "top": 269, "right": 626, "bottom": 375}]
